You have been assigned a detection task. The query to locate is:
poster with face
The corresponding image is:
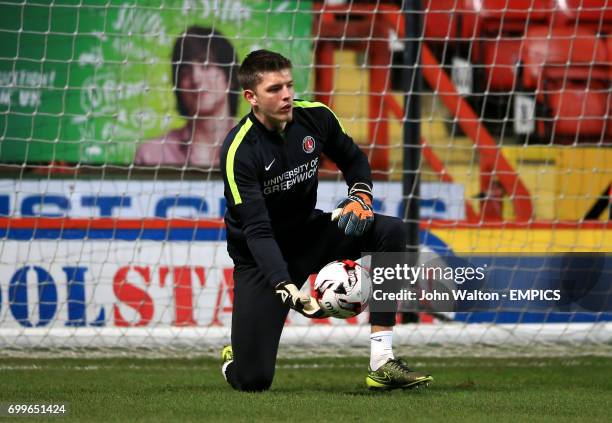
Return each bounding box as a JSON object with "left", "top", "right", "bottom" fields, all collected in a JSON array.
[{"left": 0, "top": 0, "right": 313, "bottom": 168}]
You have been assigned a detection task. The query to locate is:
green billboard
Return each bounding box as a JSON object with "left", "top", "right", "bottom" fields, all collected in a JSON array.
[{"left": 0, "top": 0, "right": 313, "bottom": 166}]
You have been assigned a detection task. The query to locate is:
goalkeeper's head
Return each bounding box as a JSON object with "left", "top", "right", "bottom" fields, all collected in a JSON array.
[
  {"left": 238, "top": 50, "right": 294, "bottom": 131},
  {"left": 172, "top": 26, "right": 240, "bottom": 118}
]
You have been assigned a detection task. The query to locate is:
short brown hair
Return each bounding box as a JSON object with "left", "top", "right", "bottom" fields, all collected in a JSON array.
[{"left": 237, "top": 50, "right": 292, "bottom": 91}]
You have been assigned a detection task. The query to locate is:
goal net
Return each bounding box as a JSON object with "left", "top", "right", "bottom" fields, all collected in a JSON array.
[{"left": 0, "top": 0, "right": 610, "bottom": 356}]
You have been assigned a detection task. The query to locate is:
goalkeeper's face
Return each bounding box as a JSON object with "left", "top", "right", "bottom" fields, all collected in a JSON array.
[{"left": 246, "top": 68, "right": 295, "bottom": 130}]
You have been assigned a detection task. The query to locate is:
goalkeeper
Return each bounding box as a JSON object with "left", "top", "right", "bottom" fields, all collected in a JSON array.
[{"left": 219, "top": 50, "right": 432, "bottom": 391}]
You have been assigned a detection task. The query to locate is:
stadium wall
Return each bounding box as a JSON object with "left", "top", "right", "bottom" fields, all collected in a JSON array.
[{"left": 0, "top": 178, "right": 609, "bottom": 334}]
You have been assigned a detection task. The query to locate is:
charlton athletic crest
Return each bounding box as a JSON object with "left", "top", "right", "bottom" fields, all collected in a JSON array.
[{"left": 302, "top": 136, "right": 315, "bottom": 153}]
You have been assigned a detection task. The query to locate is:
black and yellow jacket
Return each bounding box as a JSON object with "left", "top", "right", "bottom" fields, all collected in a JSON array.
[{"left": 220, "top": 100, "right": 372, "bottom": 286}]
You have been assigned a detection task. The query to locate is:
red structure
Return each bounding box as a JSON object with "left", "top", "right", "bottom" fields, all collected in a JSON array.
[
  {"left": 312, "top": 2, "right": 534, "bottom": 221},
  {"left": 313, "top": 2, "right": 404, "bottom": 171}
]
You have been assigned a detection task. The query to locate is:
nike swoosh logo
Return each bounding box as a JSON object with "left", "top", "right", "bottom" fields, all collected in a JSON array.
[
  {"left": 371, "top": 337, "right": 383, "bottom": 342},
  {"left": 265, "top": 158, "right": 275, "bottom": 171},
  {"left": 371, "top": 372, "right": 393, "bottom": 383}
]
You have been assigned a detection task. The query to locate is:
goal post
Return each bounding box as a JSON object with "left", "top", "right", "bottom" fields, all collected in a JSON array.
[{"left": 0, "top": 0, "right": 611, "bottom": 356}]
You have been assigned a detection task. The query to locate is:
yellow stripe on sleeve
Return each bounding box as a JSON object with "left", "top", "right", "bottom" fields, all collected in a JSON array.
[
  {"left": 226, "top": 118, "right": 253, "bottom": 205},
  {"left": 293, "top": 100, "right": 347, "bottom": 134}
]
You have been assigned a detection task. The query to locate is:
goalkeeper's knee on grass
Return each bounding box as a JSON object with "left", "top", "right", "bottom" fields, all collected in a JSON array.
[{"left": 221, "top": 345, "right": 274, "bottom": 392}]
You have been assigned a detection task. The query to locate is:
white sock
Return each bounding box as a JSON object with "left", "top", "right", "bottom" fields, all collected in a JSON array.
[{"left": 370, "top": 330, "right": 394, "bottom": 371}]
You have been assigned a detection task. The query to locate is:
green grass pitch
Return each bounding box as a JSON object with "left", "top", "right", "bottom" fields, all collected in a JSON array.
[{"left": 1, "top": 355, "right": 610, "bottom": 422}]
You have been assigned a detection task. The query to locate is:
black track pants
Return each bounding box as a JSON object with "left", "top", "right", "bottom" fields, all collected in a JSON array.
[{"left": 224, "top": 212, "right": 407, "bottom": 391}]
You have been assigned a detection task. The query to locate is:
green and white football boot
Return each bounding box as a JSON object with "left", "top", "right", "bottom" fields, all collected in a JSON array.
[
  {"left": 366, "top": 358, "right": 432, "bottom": 390},
  {"left": 221, "top": 345, "right": 233, "bottom": 382}
]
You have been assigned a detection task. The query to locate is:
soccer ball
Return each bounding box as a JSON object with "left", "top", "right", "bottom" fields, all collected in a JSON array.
[{"left": 313, "top": 259, "right": 371, "bottom": 319}]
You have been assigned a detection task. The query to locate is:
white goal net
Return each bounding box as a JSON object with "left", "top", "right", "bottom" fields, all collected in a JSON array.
[{"left": 0, "top": 0, "right": 610, "bottom": 356}]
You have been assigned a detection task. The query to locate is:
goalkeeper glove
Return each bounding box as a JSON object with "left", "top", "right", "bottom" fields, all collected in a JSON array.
[
  {"left": 331, "top": 182, "right": 374, "bottom": 237},
  {"left": 275, "top": 282, "right": 327, "bottom": 319}
]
